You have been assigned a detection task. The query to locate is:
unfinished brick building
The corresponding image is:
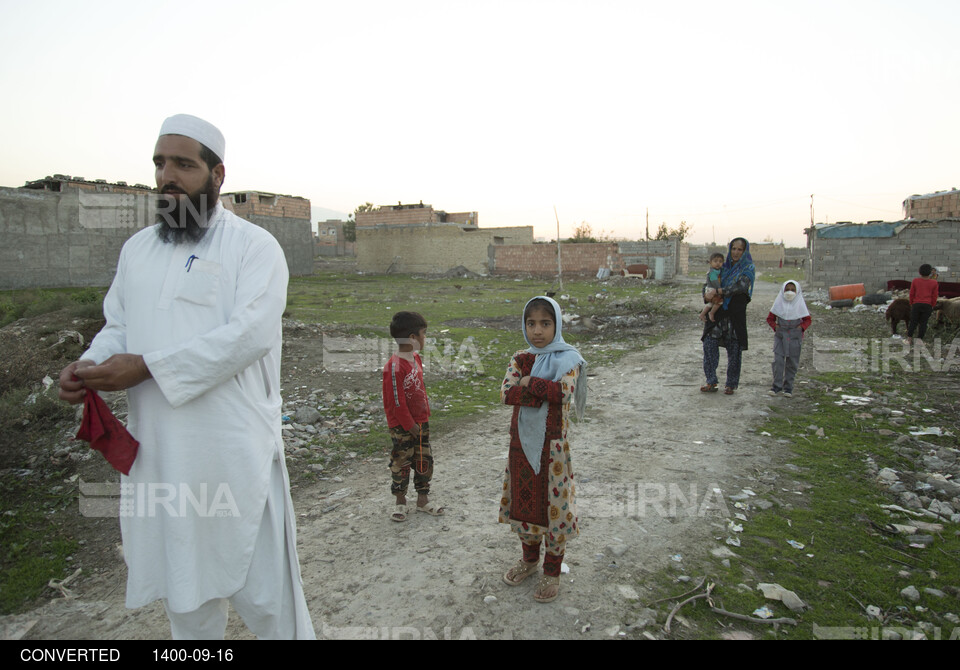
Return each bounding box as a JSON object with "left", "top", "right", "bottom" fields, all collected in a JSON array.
[{"left": 355, "top": 202, "right": 478, "bottom": 228}]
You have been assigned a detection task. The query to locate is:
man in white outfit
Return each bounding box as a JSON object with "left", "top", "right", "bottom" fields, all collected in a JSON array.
[{"left": 58, "top": 114, "right": 315, "bottom": 640}]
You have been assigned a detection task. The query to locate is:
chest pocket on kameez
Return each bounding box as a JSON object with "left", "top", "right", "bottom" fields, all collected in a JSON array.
[{"left": 174, "top": 259, "right": 221, "bottom": 306}]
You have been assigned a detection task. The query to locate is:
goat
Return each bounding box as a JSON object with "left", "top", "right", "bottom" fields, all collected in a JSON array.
[
  {"left": 934, "top": 297, "right": 960, "bottom": 328},
  {"left": 885, "top": 298, "right": 911, "bottom": 335}
]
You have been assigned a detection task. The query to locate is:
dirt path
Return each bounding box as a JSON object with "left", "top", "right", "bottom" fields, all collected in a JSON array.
[{"left": 6, "top": 282, "right": 788, "bottom": 640}]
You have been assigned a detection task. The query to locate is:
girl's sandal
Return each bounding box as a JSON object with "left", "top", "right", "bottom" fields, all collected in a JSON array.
[
  {"left": 502, "top": 560, "right": 539, "bottom": 586},
  {"left": 533, "top": 574, "right": 560, "bottom": 603},
  {"left": 700, "top": 383, "right": 718, "bottom": 393}
]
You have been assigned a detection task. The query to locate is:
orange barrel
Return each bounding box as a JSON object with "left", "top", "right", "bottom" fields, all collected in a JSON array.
[{"left": 828, "top": 283, "right": 866, "bottom": 301}]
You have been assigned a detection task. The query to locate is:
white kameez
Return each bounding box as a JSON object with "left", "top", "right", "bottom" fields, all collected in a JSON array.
[{"left": 84, "top": 204, "right": 313, "bottom": 637}]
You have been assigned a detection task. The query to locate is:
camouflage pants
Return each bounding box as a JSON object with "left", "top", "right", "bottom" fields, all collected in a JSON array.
[{"left": 389, "top": 422, "right": 432, "bottom": 496}]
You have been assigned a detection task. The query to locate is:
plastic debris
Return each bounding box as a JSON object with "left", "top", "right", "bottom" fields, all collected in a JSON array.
[
  {"left": 787, "top": 540, "right": 805, "bottom": 550},
  {"left": 752, "top": 606, "right": 774, "bottom": 619}
]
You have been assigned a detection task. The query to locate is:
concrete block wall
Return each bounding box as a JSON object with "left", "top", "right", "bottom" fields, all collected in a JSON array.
[
  {"left": 904, "top": 190, "right": 960, "bottom": 220},
  {"left": 0, "top": 187, "right": 145, "bottom": 289},
  {"left": 1, "top": 187, "right": 313, "bottom": 290},
  {"left": 356, "top": 223, "right": 532, "bottom": 274},
  {"left": 618, "top": 239, "right": 686, "bottom": 279},
  {"left": 241, "top": 214, "right": 315, "bottom": 276},
  {"left": 808, "top": 220, "right": 960, "bottom": 292}
]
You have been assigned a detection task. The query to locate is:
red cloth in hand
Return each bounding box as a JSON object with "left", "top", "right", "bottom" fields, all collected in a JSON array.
[{"left": 75, "top": 390, "right": 139, "bottom": 475}]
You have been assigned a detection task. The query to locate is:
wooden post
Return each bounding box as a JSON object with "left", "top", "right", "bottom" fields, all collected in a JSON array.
[{"left": 554, "top": 206, "right": 563, "bottom": 291}]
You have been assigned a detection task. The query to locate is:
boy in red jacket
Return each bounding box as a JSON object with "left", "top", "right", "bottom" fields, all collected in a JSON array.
[
  {"left": 907, "top": 264, "right": 939, "bottom": 346},
  {"left": 383, "top": 311, "right": 444, "bottom": 522}
]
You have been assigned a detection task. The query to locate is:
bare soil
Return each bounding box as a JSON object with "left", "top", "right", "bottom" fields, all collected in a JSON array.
[{"left": 2, "top": 278, "right": 924, "bottom": 640}]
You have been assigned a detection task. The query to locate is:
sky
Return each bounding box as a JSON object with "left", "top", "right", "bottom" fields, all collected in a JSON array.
[{"left": 1, "top": 0, "right": 958, "bottom": 247}]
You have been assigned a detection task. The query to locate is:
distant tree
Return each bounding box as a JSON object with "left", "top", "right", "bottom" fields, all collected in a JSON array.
[
  {"left": 570, "top": 222, "right": 598, "bottom": 243},
  {"left": 654, "top": 221, "right": 692, "bottom": 242},
  {"left": 344, "top": 202, "right": 375, "bottom": 242},
  {"left": 342, "top": 220, "right": 356, "bottom": 242}
]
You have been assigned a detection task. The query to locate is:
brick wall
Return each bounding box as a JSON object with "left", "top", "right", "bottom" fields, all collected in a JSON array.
[
  {"left": 904, "top": 190, "right": 960, "bottom": 220},
  {"left": 356, "top": 223, "right": 532, "bottom": 274},
  {"left": 493, "top": 239, "right": 689, "bottom": 279},
  {"left": 808, "top": 220, "right": 960, "bottom": 292},
  {"left": 356, "top": 204, "right": 478, "bottom": 227},
  {"left": 492, "top": 243, "right": 619, "bottom": 276},
  {"left": 223, "top": 192, "right": 311, "bottom": 222}
]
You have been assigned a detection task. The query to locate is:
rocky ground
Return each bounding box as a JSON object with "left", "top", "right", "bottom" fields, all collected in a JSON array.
[{"left": 2, "top": 277, "right": 958, "bottom": 640}]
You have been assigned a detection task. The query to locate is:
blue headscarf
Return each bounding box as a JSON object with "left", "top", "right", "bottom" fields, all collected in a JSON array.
[
  {"left": 517, "top": 296, "right": 587, "bottom": 474},
  {"left": 720, "top": 237, "right": 755, "bottom": 309}
]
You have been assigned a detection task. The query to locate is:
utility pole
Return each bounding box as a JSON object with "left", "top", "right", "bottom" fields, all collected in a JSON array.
[
  {"left": 645, "top": 207, "right": 650, "bottom": 240},
  {"left": 810, "top": 194, "right": 815, "bottom": 226},
  {"left": 554, "top": 206, "right": 563, "bottom": 291}
]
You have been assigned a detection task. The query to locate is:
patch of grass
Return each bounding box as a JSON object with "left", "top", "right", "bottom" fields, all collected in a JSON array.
[
  {"left": 0, "top": 388, "right": 75, "bottom": 456},
  {"left": 634, "top": 373, "right": 960, "bottom": 639},
  {"left": 0, "top": 287, "right": 107, "bottom": 328},
  {"left": 0, "top": 474, "right": 80, "bottom": 614},
  {"left": 756, "top": 268, "right": 805, "bottom": 285}
]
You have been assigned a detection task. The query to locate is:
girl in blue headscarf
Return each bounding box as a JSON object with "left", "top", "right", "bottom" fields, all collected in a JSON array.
[
  {"left": 499, "top": 296, "right": 586, "bottom": 604},
  {"left": 701, "top": 237, "right": 755, "bottom": 394}
]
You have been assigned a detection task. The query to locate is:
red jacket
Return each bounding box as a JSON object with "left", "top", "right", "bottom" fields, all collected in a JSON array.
[
  {"left": 382, "top": 354, "right": 430, "bottom": 432},
  {"left": 909, "top": 277, "right": 939, "bottom": 307}
]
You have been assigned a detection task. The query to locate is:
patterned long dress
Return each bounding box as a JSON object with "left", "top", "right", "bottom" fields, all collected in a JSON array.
[{"left": 498, "top": 351, "right": 580, "bottom": 550}]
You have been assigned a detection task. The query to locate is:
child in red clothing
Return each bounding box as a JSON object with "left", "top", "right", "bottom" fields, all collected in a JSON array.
[
  {"left": 382, "top": 311, "right": 443, "bottom": 522},
  {"left": 907, "top": 264, "right": 939, "bottom": 346},
  {"left": 499, "top": 296, "right": 586, "bottom": 604}
]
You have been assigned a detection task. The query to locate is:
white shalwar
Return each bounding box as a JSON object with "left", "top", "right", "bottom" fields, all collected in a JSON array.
[{"left": 83, "top": 203, "right": 314, "bottom": 639}]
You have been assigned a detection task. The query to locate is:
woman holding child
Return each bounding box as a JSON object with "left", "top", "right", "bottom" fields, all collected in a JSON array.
[{"left": 701, "top": 237, "right": 755, "bottom": 395}]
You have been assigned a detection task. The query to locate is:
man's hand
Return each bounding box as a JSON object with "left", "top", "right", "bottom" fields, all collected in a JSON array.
[
  {"left": 519, "top": 376, "right": 532, "bottom": 387},
  {"left": 74, "top": 354, "right": 152, "bottom": 392},
  {"left": 58, "top": 359, "right": 96, "bottom": 404}
]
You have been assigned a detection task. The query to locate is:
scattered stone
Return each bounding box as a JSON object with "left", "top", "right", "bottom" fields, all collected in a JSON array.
[
  {"left": 710, "top": 546, "right": 738, "bottom": 559},
  {"left": 922, "top": 588, "right": 946, "bottom": 598},
  {"left": 757, "top": 583, "right": 808, "bottom": 612},
  {"left": 878, "top": 468, "right": 899, "bottom": 483},
  {"left": 617, "top": 585, "right": 639, "bottom": 601},
  {"left": 483, "top": 596, "right": 497, "bottom": 604},
  {"left": 629, "top": 608, "right": 658, "bottom": 629},
  {"left": 607, "top": 544, "right": 629, "bottom": 558},
  {"left": 901, "top": 586, "right": 920, "bottom": 603}
]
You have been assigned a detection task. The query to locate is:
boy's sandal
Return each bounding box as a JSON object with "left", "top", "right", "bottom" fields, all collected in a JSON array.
[
  {"left": 503, "top": 560, "right": 540, "bottom": 586},
  {"left": 416, "top": 501, "right": 445, "bottom": 516},
  {"left": 700, "top": 383, "right": 718, "bottom": 393},
  {"left": 724, "top": 386, "right": 735, "bottom": 395},
  {"left": 533, "top": 574, "right": 560, "bottom": 603},
  {"left": 390, "top": 504, "right": 408, "bottom": 522}
]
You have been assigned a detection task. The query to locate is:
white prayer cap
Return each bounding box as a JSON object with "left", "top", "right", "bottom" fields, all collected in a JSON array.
[{"left": 159, "top": 114, "right": 225, "bottom": 163}]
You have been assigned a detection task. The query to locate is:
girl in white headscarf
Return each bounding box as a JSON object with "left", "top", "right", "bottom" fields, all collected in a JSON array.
[
  {"left": 498, "top": 296, "right": 586, "bottom": 603},
  {"left": 766, "top": 281, "right": 812, "bottom": 398}
]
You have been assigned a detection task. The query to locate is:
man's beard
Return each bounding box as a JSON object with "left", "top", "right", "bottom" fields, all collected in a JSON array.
[{"left": 155, "top": 176, "right": 219, "bottom": 244}]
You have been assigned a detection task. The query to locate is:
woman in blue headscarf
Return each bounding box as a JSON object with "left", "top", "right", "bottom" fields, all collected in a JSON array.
[
  {"left": 701, "top": 237, "right": 755, "bottom": 394},
  {"left": 499, "top": 296, "right": 586, "bottom": 604}
]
